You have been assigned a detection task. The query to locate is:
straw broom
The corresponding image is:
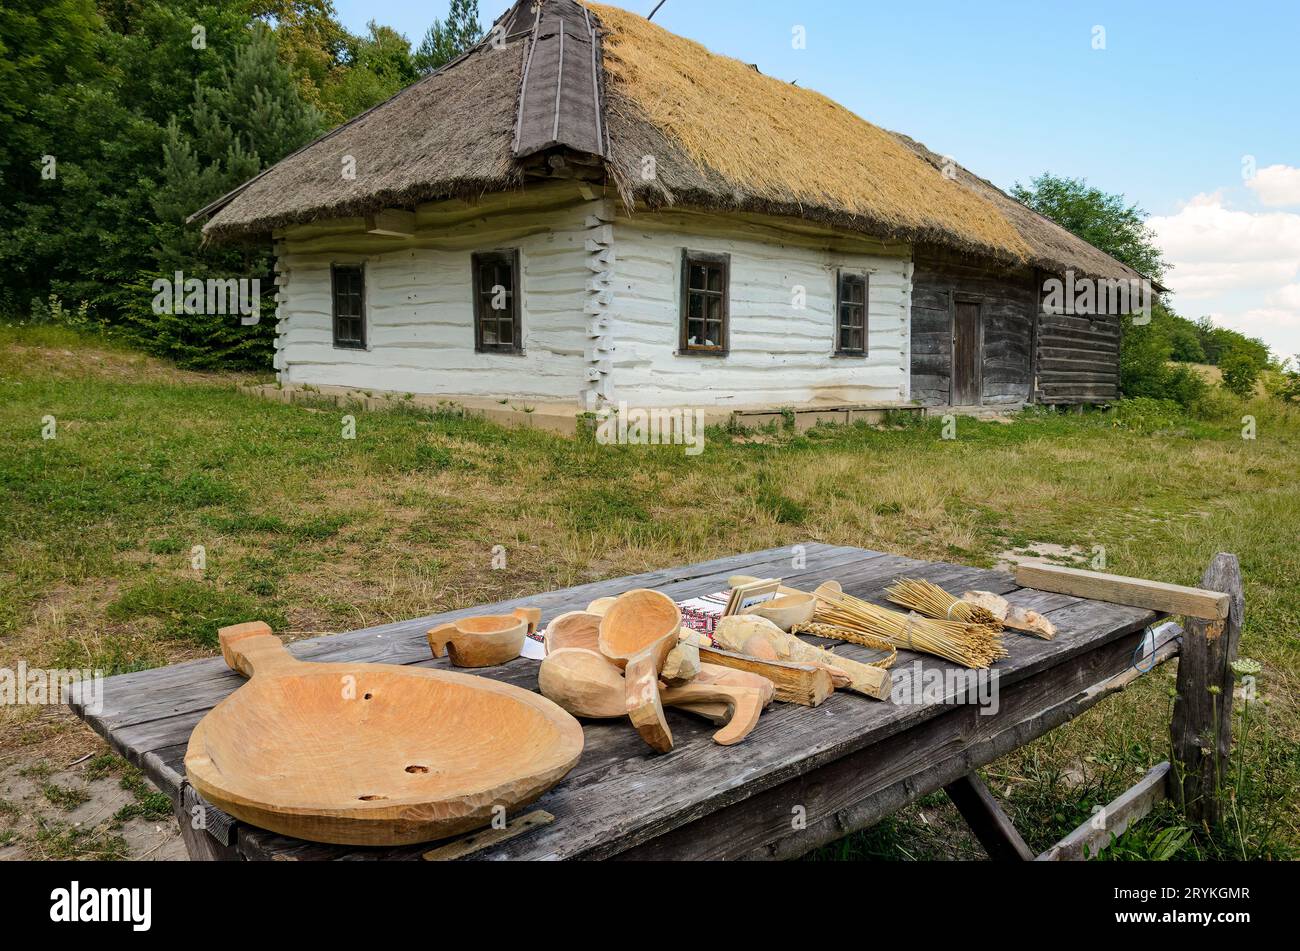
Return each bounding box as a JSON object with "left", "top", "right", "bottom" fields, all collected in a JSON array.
[
  {"left": 810, "top": 585, "right": 1007, "bottom": 669},
  {"left": 885, "top": 578, "right": 1003, "bottom": 629}
]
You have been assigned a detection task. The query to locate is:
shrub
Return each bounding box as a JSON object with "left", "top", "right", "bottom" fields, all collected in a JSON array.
[
  {"left": 1168, "top": 321, "right": 1206, "bottom": 363},
  {"left": 1118, "top": 315, "right": 1171, "bottom": 400},
  {"left": 1111, "top": 397, "right": 1188, "bottom": 433},
  {"left": 1220, "top": 349, "right": 1260, "bottom": 398},
  {"left": 1263, "top": 358, "right": 1300, "bottom": 404},
  {"left": 1119, "top": 316, "right": 1207, "bottom": 408},
  {"left": 1164, "top": 362, "right": 1209, "bottom": 407}
]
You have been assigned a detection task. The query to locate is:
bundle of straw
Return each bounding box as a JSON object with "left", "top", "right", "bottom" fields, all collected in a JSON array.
[
  {"left": 885, "top": 578, "right": 1003, "bottom": 629},
  {"left": 812, "top": 586, "right": 1007, "bottom": 669}
]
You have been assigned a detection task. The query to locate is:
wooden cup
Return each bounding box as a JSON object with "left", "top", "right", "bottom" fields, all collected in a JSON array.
[{"left": 427, "top": 607, "right": 541, "bottom": 668}]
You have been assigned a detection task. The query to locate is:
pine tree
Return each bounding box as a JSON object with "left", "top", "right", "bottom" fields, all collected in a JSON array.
[
  {"left": 414, "top": 0, "right": 483, "bottom": 75},
  {"left": 143, "top": 23, "right": 322, "bottom": 368}
]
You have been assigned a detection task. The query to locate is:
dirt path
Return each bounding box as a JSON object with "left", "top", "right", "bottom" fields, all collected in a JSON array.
[{"left": 0, "top": 712, "right": 186, "bottom": 861}]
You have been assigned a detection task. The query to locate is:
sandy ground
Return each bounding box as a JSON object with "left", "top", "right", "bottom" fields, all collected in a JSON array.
[{"left": 0, "top": 712, "right": 187, "bottom": 861}]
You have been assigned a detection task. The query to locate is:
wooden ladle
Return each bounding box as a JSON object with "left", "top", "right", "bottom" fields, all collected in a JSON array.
[
  {"left": 598, "top": 589, "right": 682, "bottom": 752},
  {"left": 538, "top": 649, "right": 768, "bottom": 747}
]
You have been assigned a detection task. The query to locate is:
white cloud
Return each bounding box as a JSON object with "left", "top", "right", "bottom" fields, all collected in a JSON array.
[
  {"left": 1270, "top": 283, "right": 1300, "bottom": 309},
  {"left": 1150, "top": 193, "right": 1300, "bottom": 356},
  {"left": 1246, "top": 164, "right": 1300, "bottom": 207},
  {"left": 1149, "top": 193, "right": 1300, "bottom": 299},
  {"left": 1213, "top": 308, "right": 1300, "bottom": 332}
]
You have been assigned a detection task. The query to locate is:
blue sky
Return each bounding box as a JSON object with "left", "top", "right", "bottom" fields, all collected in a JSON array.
[{"left": 333, "top": 0, "right": 1300, "bottom": 357}]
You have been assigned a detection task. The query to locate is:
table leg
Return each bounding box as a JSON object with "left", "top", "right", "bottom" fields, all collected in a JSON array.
[{"left": 943, "top": 772, "right": 1033, "bottom": 861}]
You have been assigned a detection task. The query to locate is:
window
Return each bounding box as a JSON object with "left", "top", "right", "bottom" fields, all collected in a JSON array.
[
  {"left": 835, "top": 269, "right": 868, "bottom": 355},
  {"left": 679, "top": 251, "right": 729, "bottom": 354},
  {"left": 331, "top": 265, "right": 366, "bottom": 349},
  {"left": 472, "top": 250, "right": 521, "bottom": 353}
]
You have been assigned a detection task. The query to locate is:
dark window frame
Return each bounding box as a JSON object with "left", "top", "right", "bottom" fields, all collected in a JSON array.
[
  {"left": 471, "top": 249, "right": 523, "bottom": 354},
  {"left": 678, "top": 250, "right": 730, "bottom": 356},
  {"left": 330, "top": 264, "right": 367, "bottom": 350},
  {"left": 834, "top": 269, "right": 869, "bottom": 356}
]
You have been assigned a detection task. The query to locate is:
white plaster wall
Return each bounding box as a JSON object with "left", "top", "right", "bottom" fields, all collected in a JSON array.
[{"left": 610, "top": 220, "right": 912, "bottom": 408}]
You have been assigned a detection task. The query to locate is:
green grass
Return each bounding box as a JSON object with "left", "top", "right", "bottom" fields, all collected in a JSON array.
[
  {"left": 2, "top": 326, "right": 1298, "bottom": 859},
  {"left": 41, "top": 782, "right": 89, "bottom": 812}
]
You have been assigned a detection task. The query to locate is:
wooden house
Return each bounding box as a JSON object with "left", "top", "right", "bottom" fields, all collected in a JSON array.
[{"left": 194, "top": 0, "right": 1152, "bottom": 422}]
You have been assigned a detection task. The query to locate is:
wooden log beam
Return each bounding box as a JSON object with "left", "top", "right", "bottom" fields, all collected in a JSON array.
[
  {"left": 1013, "top": 562, "right": 1229, "bottom": 620},
  {"left": 697, "top": 646, "right": 834, "bottom": 707},
  {"left": 364, "top": 209, "right": 417, "bottom": 237},
  {"left": 943, "top": 773, "right": 1033, "bottom": 860},
  {"left": 1169, "top": 553, "right": 1244, "bottom": 826},
  {"left": 1036, "top": 761, "right": 1170, "bottom": 860}
]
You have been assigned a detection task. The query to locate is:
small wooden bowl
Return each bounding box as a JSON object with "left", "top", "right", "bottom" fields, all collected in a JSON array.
[
  {"left": 544, "top": 611, "right": 602, "bottom": 655},
  {"left": 428, "top": 607, "right": 540, "bottom": 668},
  {"left": 748, "top": 593, "right": 816, "bottom": 632}
]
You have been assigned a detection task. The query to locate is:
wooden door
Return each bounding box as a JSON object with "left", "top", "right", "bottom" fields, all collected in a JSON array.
[{"left": 952, "top": 301, "right": 982, "bottom": 406}]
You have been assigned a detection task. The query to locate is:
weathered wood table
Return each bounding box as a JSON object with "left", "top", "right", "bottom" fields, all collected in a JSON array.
[{"left": 69, "top": 543, "right": 1181, "bottom": 861}]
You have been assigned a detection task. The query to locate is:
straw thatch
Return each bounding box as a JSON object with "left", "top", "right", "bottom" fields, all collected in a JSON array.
[
  {"left": 198, "top": 0, "right": 1148, "bottom": 286},
  {"left": 890, "top": 132, "right": 1154, "bottom": 285},
  {"left": 198, "top": 35, "right": 526, "bottom": 244},
  {"left": 590, "top": 2, "right": 1029, "bottom": 263}
]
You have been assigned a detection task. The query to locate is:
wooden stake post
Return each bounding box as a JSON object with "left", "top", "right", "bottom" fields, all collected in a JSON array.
[{"left": 1168, "top": 553, "right": 1244, "bottom": 826}]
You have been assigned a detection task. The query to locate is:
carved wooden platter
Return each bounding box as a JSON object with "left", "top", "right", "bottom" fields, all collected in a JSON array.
[{"left": 185, "top": 622, "right": 584, "bottom": 846}]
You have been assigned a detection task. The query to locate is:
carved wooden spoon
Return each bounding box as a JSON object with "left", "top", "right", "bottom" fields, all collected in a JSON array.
[
  {"left": 537, "top": 649, "right": 768, "bottom": 748},
  {"left": 597, "top": 589, "right": 682, "bottom": 752}
]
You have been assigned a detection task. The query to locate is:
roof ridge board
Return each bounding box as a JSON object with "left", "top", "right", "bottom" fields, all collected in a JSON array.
[
  {"left": 510, "top": 0, "right": 545, "bottom": 156},
  {"left": 512, "top": 0, "right": 606, "bottom": 160}
]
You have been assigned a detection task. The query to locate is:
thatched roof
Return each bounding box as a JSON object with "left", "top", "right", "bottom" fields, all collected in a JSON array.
[
  {"left": 197, "top": 0, "right": 1149, "bottom": 284},
  {"left": 196, "top": 29, "right": 527, "bottom": 244},
  {"left": 889, "top": 132, "right": 1153, "bottom": 285}
]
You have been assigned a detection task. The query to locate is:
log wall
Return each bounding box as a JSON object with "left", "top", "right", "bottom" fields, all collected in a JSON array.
[
  {"left": 1034, "top": 269, "right": 1123, "bottom": 404},
  {"left": 910, "top": 253, "right": 1036, "bottom": 407}
]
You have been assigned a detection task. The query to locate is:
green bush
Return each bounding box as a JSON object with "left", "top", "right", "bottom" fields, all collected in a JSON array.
[
  {"left": 1220, "top": 349, "right": 1260, "bottom": 398},
  {"left": 1164, "top": 362, "right": 1209, "bottom": 407},
  {"left": 1168, "top": 321, "right": 1206, "bottom": 363},
  {"left": 1119, "top": 315, "right": 1207, "bottom": 409},
  {"left": 1110, "top": 397, "right": 1188, "bottom": 433},
  {"left": 1263, "top": 359, "right": 1300, "bottom": 404}
]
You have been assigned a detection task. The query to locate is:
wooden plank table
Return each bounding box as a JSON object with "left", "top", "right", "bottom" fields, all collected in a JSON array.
[{"left": 66, "top": 543, "right": 1169, "bottom": 860}]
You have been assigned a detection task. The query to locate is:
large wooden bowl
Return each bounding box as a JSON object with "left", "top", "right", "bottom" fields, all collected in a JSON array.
[{"left": 185, "top": 622, "right": 584, "bottom": 847}]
